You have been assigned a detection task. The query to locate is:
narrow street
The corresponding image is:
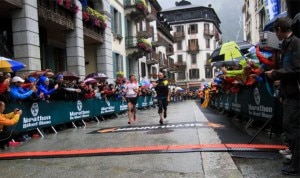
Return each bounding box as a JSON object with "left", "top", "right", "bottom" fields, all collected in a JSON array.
[{"left": 0, "top": 100, "right": 289, "bottom": 178}]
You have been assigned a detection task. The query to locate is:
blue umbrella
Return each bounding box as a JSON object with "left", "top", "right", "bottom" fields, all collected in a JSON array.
[{"left": 0, "top": 56, "right": 26, "bottom": 72}]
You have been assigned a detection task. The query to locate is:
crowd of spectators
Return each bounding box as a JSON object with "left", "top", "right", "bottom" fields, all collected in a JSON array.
[{"left": 0, "top": 70, "right": 155, "bottom": 105}]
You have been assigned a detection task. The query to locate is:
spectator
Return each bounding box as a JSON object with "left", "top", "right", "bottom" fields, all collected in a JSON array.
[
  {"left": 10, "top": 76, "right": 36, "bottom": 100},
  {"left": 37, "top": 76, "right": 58, "bottom": 100},
  {"left": 266, "top": 17, "right": 300, "bottom": 176},
  {"left": 0, "top": 101, "right": 22, "bottom": 149}
]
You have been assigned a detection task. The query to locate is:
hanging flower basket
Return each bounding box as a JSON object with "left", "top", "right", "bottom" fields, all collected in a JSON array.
[
  {"left": 82, "top": 7, "right": 107, "bottom": 30},
  {"left": 137, "top": 38, "right": 152, "bottom": 52},
  {"left": 135, "top": 0, "right": 149, "bottom": 15}
]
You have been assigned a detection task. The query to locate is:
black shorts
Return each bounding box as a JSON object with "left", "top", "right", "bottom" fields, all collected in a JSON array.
[{"left": 126, "top": 97, "right": 138, "bottom": 105}]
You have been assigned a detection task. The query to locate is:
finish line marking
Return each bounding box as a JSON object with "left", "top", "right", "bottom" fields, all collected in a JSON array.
[
  {"left": 0, "top": 144, "right": 287, "bottom": 160},
  {"left": 90, "top": 122, "right": 225, "bottom": 134}
]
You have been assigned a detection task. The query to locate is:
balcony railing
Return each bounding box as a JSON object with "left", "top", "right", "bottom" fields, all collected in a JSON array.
[
  {"left": 159, "top": 58, "right": 168, "bottom": 69},
  {"left": 37, "top": 0, "right": 76, "bottom": 30},
  {"left": 166, "top": 46, "right": 174, "bottom": 56},
  {"left": 204, "top": 29, "right": 214, "bottom": 37},
  {"left": 173, "top": 31, "right": 185, "bottom": 40},
  {"left": 124, "top": 0, "right": 148, "bottom": 21},
  {"left": 188, "top": 44, "right": 199, "bottom": 53},
  {"left": 146, "top": 52, "right": 159, "bottom": 65},
  {"left": 125, "top": 36, "right": 138, "bottom": 48},
  {"left": 175, "top": 62, "right": 187, "bottom": 70},
  {"left": 137, "top": 23, "right": 152, "bottom": 38}
]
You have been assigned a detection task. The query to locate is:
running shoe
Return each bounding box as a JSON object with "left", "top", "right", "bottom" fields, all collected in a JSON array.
[
  {"left": 159, "top": 119, "right": 163, "bottom": 125},
  {"left": 279, "top": 149, "right": 291, "bottom": 155},
  {"left": 164, "top": 111, "right": 167, "bottom": 118}
]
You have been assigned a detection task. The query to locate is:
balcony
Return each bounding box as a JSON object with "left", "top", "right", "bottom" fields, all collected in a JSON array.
[
  {"left": 137, "top": 23, "right": 152, "bottom": 38},
  {"left": 166, "top": 45, "right": 174, "bottom": 56},
  {"left": 124, "top": 0, "right": 148, "bottom": 21},
  {"left": 159, "top": 58, "right": 168, "bottom": 69},
  {"left": 215, "top": 31, "right": 221, "bottom": 41},
  {"left": 148, "top": 73, "right": 158, "bottom": 79},
  {"left": 152, "top": 35, "right": 169, "bottom": 47},
  {"left": 146, "top": 52, "right": 159, "bottom": 65},
  {"left": 175, "top": 62, "right": 187, "bottom": 70},
  {"left": 173, "top": 31, "right": 185, "bottom": 41},
  {"left": 37, "top": 0, "right": 76, "bottom": 30},
  {"left": 204, "top": 29, "right": 214, "bottom": 37},
  {"left": 82, "top": 7, "right": 105, "bottom": 43},
  {"left": 187, "top": 44, "right": 199, "bottom": 53},
  {"left": 168, "top": 78, "right": 176, "bottom": 84},
  {"left": 146, "top": 13, "right": 156, "bottom": 21},
  {"left": 125, "top": 36, "right": 152, "bottom": 57}
]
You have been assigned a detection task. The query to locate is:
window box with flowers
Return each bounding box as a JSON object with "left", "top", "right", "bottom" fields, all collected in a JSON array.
[
  {"left": 135, "top": 0, "right": 149, "bottom": 15},
  {"left": 56, "top": 0, "right": 79, "bottom": 13},
  {"left": 82, "top": 7, "right": 107, "bottom": 32},
  {"left": 137, "top": 38, "right": 152, "bottom": 53}
]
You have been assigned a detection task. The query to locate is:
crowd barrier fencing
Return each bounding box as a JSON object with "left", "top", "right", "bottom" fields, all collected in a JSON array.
[
  {"left": 209, "top": 82, "right": 276, "bottom": 122},
  {"left": 6, "top": 96, "right": 154, "bottom": 134}
]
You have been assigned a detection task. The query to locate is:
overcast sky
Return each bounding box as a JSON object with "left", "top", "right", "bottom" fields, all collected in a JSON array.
[{"left": 157, "top": 0, "right": 244, "bottom": 42}]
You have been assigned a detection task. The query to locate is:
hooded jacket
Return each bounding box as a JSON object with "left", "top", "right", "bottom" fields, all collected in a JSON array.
[
  {"left": 271, "top": 34, "right": 300, "bottom": 99},
  {"left": 37, "top": 76, "right": 56, "bottom": 97}
]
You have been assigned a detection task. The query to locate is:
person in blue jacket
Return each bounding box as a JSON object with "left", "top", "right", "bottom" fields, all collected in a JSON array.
[
  {"left": 37, "top": 76, "right": 58, "bottom": 100},
  {"left": 9, "top": 76, "right": 36, "bottom": 100}
]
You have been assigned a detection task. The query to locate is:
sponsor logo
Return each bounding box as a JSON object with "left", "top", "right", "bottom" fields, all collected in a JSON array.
[
  {"left": 23, "top": 103, "right": 51, "bottom": 129},
  {"left": 69, "top": 100, "right": 90, "bottom": 120}
]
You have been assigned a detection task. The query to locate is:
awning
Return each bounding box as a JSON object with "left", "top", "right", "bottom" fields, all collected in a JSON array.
[{"left": 264, "top": 11, "right": 287, "bottom": 31}]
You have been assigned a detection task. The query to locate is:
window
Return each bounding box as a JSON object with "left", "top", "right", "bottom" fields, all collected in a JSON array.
[
  {"left": 177, "top": 41, "right": 182, "bottom": 50},
  {"left": 114, "top": 9, "right": 118, "bottom": 34},
  {"left": 159, "top": 51, "right": 163, "bottom": 65},
  {"left": 177, "top": 54, "right": 183, "bottom": 63},
  {"left": 191, "top": 54, "right": 197, "bottom": 64},
  {"left": 152, "top": 67, "right": 157, "bottom": 75},
  {"left": 116, "top": 53, "right": 122, "bottom": 72},
  {"left": 188, "top": 39, "right": 199, "bottom": 49},
  {"left": 206, "top": 38, "right": 210, "bottom": 48},
  {"left": 177, "top": 71, "right": 185, "bottom": 80},
  {"left": 176, "top": 25, "right": 184, "bottom": 32},
  {"left": 205, "top": 67, "right": 213, "bottom": 78},
  {"left": 188, "top": 24, "right": 198, "bottom": 34},
  {"left": 141, "top": 62, "right": 146, "bottom": 77},
  {"left": 204, "top": 23, "right": 209, "bottom": 34},
  {"left": 189, "top": 69, "right": 199, "bottom": 79}
]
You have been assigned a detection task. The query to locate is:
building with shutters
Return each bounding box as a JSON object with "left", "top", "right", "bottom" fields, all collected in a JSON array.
[
  {"left": 0, "top": 0, "right": 112, "bottom": 80},
  {"left": 161, "top": 0, "right": 222, "bottom": 91}
]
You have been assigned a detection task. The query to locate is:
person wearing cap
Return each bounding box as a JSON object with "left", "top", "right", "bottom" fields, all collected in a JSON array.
[
  {"left": 37, "top": 76, "right": 58, "bottom": 100},
  {"left": 9, "top": 76, "right": 37, "bottom": 100}
]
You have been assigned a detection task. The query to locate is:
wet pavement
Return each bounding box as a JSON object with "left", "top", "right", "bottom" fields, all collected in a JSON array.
[{"left": 0, "top": 100, "right": 292, "bottom": 178}]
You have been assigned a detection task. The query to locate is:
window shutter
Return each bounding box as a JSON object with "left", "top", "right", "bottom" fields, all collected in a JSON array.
[
  {"left": 126, "top": 56, "right": 129, "bottom": 77},
  {"left": 124, "top": 17, "right": 128, "bottom": 37},
  {"left": 112, "top": 52, "right": 117, "bottom": 76},
  {"left": 110, "top": 6, "right": 115, "bottom": 33},
  {"left": 120, "top": 55, "right": 124, "bottom": 71},
  {"left": 118, "top": 12, "right": 122, "bottom": 36}
]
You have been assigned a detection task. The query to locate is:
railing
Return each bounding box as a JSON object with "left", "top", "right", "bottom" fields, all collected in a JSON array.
[
  {"left": 188, "top": 44, "right": 199, "bottom": 53},
  {"left": 37, "top": 0, "right": 76, "bottom": 30},
  {"left": 173, "top": 31, "right": 185, "bottom": 39},
  {"left": 125, "top": 36, "right": 138, "bottom": 48},
  {"left": 166, "top": 46, "right": 174, "bottom": 56},
  {"left": 204, "top": 29, "right": 214, "bottom": 37}
]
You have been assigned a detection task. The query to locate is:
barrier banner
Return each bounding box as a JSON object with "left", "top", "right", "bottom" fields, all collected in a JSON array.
[
  {"left": 6, "top": 96, "right": 154, "bottom": 132},
  {"left": 210, "top": 82, "right": 275, "bottom": 121}
]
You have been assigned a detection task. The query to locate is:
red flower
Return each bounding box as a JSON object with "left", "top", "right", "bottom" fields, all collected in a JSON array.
[
  {"left": 56, "top": 0, "right": 63, "bottom": 5},
  {"left": 94, "top": 19, "right": 100, "bottom": 27},
  {"left": 82, "top": 11, "right": 89, "bottom": 21}
]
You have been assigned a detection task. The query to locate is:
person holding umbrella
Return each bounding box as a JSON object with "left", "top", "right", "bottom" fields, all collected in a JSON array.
[{"left": 152, "top": 72, "right": 169, "bottom": 124}]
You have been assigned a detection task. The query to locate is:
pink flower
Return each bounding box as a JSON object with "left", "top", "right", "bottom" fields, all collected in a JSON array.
[
  {"left": 94, "top": 19, "right": 100, "bottom": 27},
  {"left": 74, "top": 5, "right": 79, "bottom": 13},
  {"left": 65, "top": 0, "right": 71, "bottom": 9},
  {"left": 56, "top": 0, "right": 63, "bottom": 5}
]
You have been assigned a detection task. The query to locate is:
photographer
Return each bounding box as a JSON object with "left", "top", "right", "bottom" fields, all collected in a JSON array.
[{"left": 0, "top": 101, "right": 22, "bottom": 149}]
